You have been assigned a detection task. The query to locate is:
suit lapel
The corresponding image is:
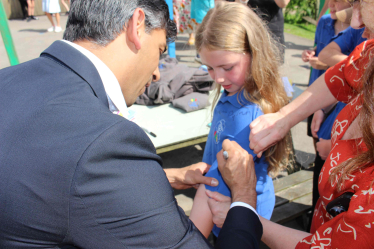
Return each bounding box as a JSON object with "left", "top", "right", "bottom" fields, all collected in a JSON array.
[{"left": 41, "top": 40, "right": 109, "bottom": 108}]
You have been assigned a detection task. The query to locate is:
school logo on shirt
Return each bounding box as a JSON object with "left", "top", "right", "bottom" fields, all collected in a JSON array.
[{"left": 213, "top": 119, "right": 226, "bottom": 144}]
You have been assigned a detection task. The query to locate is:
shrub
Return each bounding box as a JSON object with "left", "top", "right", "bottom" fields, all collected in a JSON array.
[{"left": 284, "top": 0, "right": 317, "bottom": 24}]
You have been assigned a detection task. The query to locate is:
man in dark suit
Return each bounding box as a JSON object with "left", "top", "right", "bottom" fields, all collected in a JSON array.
[{"left": 0, "top": 0, "right": 262, "bottom": 248}]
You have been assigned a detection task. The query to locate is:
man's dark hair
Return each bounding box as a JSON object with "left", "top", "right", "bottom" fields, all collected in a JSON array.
[{"left": 63, "top": 0, "right": 177, "bottom": 46}]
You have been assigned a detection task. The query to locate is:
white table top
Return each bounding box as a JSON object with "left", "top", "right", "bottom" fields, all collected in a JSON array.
[{"left": 128, "top": 101, "right": 213, "bottom": 150}]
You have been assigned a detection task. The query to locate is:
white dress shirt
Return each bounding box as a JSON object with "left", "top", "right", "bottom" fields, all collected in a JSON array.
[{"left": 61, "top": 40, "right": 129, "bottom": 118}]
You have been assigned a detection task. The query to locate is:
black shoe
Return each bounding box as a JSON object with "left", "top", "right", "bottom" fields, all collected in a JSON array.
[
  {"left": 31, "top": 16, "right": 38, "bottom": 20},
  {"left": 26, "top": 17, "right": 32, "bottom": 22}
]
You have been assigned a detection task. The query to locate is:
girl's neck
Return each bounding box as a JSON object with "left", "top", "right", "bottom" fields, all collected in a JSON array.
[{"left": 334, "top": 20, "right": 349, "bottom": 35}]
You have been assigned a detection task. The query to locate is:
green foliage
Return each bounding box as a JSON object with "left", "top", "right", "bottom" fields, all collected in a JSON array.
[
  {"left": 284, "top": 0, "right": 317, "bottom": 24},
  {"left": 284, "top": 23, "right": 316, "bottom": 40}
]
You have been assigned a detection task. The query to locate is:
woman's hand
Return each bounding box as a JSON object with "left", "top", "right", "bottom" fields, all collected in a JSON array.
[
  {"left": 311, "top": 109, "right": 325, "bottom": 138},
  {"left": 249, "top": 111, "right": 290, "bottom": 158},
  {"left": 316, "top": 138, "right": 332, "bottom": 160}
]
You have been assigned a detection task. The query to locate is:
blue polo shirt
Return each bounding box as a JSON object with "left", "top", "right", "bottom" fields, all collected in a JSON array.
[
  {"left": 203, "top": 90, "right": 275, "bottom": 237},
  {"left": 317, "top": 102, "right": 347, "bottom": 140},
  {"left": 309, "top": 14, "right": 365, "bottom": 86}
]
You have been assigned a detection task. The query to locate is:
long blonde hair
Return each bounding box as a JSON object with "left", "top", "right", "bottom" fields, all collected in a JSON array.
[{"left": 195, "top": 2, "right": 290, "bottom": 175}]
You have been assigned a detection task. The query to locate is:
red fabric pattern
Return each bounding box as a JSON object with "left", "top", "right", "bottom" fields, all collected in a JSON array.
[{"left": 296, "top": 40, "right": 374, "bottom": 249}]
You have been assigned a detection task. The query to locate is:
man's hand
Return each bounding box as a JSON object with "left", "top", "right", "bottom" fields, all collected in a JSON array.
[
  {"left": 309, "top": 56, "right": 329, "bottom": 70},
  {"left": 164, "top": 162, "right": 218, "bottom": 190},
  {"left": 311, "top": 110, "right": 325, "bottom": 138},
  {"left": 249, "top": 111, "right": 289, "bottom": 158},
  {"left": 301, "top": 50, "right": 315, "bottom": 62},
  {"left": 316, "top": 138, "right": 331, "bottom": 160},
  {"left": 206, "top": 190, "right": 231, "bottom": 228},
  {"left": 217, "top": 140, "right": 257, "bottom": 207}
]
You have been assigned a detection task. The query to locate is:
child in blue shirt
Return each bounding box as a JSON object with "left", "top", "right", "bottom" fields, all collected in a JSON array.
[
  {"left": 302, "top": 0, "right": 365, "bottom": 139},
  {"left": 188, "top": 2, "right": 290, "bottom": 238}
]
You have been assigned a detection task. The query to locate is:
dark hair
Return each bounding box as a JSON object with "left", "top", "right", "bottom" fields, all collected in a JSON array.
[{"left": 63, "top": 0, "right": 177, "bottom": 46}]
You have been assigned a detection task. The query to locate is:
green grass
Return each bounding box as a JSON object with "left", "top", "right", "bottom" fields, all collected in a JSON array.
[{"left": 284, "top": 22, "right": 316, "bottom": 41}]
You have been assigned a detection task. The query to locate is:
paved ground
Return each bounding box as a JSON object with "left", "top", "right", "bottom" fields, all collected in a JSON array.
[{"left": 1, "top": 14, "right": 315, "bottom": 240}]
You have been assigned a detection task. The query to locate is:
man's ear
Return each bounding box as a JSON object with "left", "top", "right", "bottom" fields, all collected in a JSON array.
[{"left": 127, "top": 8, "right": 146, "bottom": 51}]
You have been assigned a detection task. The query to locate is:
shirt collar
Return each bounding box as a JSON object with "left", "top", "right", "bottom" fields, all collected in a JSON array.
[
  {"left": 218, "top": 89, "right": 252, "bottom": 108},
  {"left": 326, "top": 14, "right": 336, "bottom": 27},
  {"left": 61, "top": 40, "right": 129, "bottom": 119}
]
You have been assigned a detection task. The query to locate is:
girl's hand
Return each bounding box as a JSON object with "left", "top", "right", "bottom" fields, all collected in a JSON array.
[
  {"left": 316, "top": 138, "right": 332, "bottom": 160},
  {"left": 309, "top": 56, "right": 329, "bottom": 70},
  {"left": 311, "top": 110, "right": 325, "bottom": 138},
  {"left": 301, "top": 50, "right": 315, "bottom": 62},
  {"left": 206, "top": 190, "right": 231, "bottom": 228}
]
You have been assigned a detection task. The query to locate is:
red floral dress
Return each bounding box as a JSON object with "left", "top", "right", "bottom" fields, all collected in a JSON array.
[{"left": 296, "top": 40, "right": 374, "bottom": 248}]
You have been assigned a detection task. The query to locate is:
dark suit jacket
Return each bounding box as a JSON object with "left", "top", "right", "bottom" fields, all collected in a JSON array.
[{"left": 0, "top": 41, "right": 262, "bottom": 248}]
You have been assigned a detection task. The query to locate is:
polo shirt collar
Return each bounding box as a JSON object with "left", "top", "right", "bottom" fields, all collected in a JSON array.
[{"left": 218, "top": 89, "right": 250, "bottom": 108}]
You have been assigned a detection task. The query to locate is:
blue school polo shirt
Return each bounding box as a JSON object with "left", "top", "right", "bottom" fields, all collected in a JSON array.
[
  {"left": 203, "top": 90, "right": 275, "bottom": 237},
  {"left": 317, "top": 102, "right": 347, "bottom": 140},
  {"left": 309, "top": 14, "right": 365, "bottom": 86}
]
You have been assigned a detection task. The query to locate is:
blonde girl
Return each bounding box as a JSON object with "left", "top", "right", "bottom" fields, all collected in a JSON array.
[{"left": 189, "top": 1, "right": 290, "bottom": 238}]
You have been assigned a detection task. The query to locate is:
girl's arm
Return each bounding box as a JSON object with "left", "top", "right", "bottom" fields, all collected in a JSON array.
[
  {"left": 189, "top": 184, "right": 214, "bottom": 238},
  {"left": 318, "top": 42, "right": 348, "bottom": 67},
  {"left": 274, "top": 0, "right": 290, "bottom": 8}
]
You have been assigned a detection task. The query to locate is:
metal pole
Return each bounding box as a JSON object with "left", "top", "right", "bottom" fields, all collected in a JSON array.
[
  {"left": 0, "top": 1, "right": 19, "bottom": 66},
  {"left": 165, "top": 0, "right": 176, "bottom": 58}
]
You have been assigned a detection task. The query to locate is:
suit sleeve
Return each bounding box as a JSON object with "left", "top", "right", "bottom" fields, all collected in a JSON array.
[
  {"left": 66, "top": 120, "right": 212, "bottom": 249},
  {"left": 215, "top": 206, "right": 263, "bottom": 249}
]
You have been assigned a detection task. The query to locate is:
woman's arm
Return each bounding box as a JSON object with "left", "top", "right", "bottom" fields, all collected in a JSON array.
[
  {"left": 249, "top": 73, "right": 337, "bottom": 157},
  {"left": 260, "top": 217, "right": 311, "bottom": 249},
  {"left": 189, "top": 184, "right": 214, "bottom": 238}
]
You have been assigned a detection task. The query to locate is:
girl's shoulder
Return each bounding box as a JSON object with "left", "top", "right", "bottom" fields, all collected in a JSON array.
[
  {"left": 236, "top": 92, "right": 263, "bottom": 111},
  {"left": 316, "top": 14, "right": 333, "bottom": 32}
]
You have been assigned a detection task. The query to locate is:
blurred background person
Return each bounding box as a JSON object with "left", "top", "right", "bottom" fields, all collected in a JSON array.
[
  {"left": 26, "top": 0, "right": 38, "bottom": 21},
  {"left": 43, "top": 0, "right": 62, "bottom": 32},
  {"left": 173, "top": 0, "right": 198, "bottom": 46},
  {"left": 61, "top": 0, "right": 70, "bottom": 15},
  {"left": 18, "top": 0, "right": 28, "bottom": 20},
  {"left": 247, "top": 0, "right": 290, "bottom": 63},
  {"left": 191, "top": 0, "right": 214, "bottom": 63}
]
